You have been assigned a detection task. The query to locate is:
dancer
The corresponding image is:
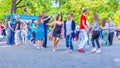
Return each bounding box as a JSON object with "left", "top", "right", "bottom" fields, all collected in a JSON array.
[
  {"left": 108, "top": 18, "right": 115, "bottom": 46},
  {"left": 31, "top": 20, "right": 36, "bottom": 45},
  {"left": 41, "top": 11, "right": 51, "bottom": 48},
  {"left": 47, "top": 14, "right": 63, "bottom": 52},
  {"left": 36, "top": 14, "right": 52, "bottom": 50},
  {"left": 7, "top": 16, "right": 15, "bottom": 45},
  {"left": 15, "top": 16, "right": 22, "bottom": 46},
  {"left": 64, "top": 13, "right": 76, "bottom": 53},
  {"left": 101, "top": 18, "right": 109, "bottom": 46},
  {"left": 78, "top": 8, "right": 88, "bottom": 53},
  {"left": 21, "top": 21, "right": 28, "bottom": 43},
  {"left": 90, "top": 13, "right": 101, "bottom": 53}
]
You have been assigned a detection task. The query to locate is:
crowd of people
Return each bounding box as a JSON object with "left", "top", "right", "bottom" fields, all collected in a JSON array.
[{"left": 0, "top": 9, "right": 120, "bottom": 53}]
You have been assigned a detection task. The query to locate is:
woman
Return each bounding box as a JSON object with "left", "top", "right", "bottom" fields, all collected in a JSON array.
[
  {"left": 15, "top": 16, "right": 21, "bottom": 46},
  {"left": 101, "top": 18, "right": 109, "bottom": 46},
  {"left": 7, "top": 16, "right": 15, "bottom": 45},
  {"left": 90, "top": 13, "right": 101, "bottom": 53},
  {"left": 21, "top": 21, "right": 28, "bottom": 43},
  {"left": 47, "top": 14, "right": 64, "bottom": 52},
  {"left": 36, "top": 15, "right": 52, "bottom": 50},
  {"left": 108, "top": 18, "right": 115, "bottom": 46},
  {"left": 31, "top": 20, "right": 36, "bottom": 45}
]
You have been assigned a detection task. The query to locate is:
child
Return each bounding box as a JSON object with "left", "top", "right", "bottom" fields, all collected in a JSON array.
[{"left": 21, "top": 21, "right": 28, "bottom": 43}]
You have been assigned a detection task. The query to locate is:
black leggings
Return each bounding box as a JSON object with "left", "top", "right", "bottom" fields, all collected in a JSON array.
[
  {"left": 91, "top": 31, "right": 100, "bottom": 48},
  {"left": 108, "top": 32, "right": 114, "bottom": 45},
  {"left": 31, "top": 32, "right": 36, "bottom": 44}
]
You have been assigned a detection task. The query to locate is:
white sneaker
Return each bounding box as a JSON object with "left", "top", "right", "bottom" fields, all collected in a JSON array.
[
  {"left": 41, "top": 47, "right": 44, "bottom": 49},
  {"left": 53, "top": 49, "right": 56, "bottom": 52},
  {"left": 91, "top": 48, "right": 97, "bottom": 53},
  {"left": 69, "top": 50, "right": 73, "bottom": 53},
  {"left": 66, "top": 48, "right": 69, "bottom": 52},
  {"left": 33, "top": 44, "right": 37, "bottom": 46},
  {"left": 37, "top": 47, "right": 40, "bottom": 50},
  {"left": 96, "top": 49, "right": 102, "bottom": 53}
]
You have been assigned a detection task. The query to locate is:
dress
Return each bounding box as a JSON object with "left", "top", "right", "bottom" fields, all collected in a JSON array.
[
  {"left": 53, "top": 23, "right": 62, "bottom": 38},
  {"left": 36, "top": 23, "right": 44, "bottom": 40}
]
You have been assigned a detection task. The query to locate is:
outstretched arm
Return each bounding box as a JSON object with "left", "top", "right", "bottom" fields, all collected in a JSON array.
[
  {"left": 47, "top": 21, "right": 55, "bottom": 26},
  {"left": 43, "top": 14, "right": 52, "bottom": 21}
]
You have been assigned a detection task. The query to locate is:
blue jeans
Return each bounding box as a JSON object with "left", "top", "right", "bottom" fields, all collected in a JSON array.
[
  {"left": 66, "top": 34, "right": 73, "bottom": 50},
  {"left": 78, "top": 29, "right": 88, "bottom": 49}
]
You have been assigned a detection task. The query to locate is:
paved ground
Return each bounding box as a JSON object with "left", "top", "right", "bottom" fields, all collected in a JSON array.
[{"left": 0, "top": 39, "right": 120, "bottom": 68}]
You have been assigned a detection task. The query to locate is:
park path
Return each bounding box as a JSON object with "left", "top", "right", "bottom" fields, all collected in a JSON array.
[{"left": 0, "top": 40, "right": 120, "bottom": 68}]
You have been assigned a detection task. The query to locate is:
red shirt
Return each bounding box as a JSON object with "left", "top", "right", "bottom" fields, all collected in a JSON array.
[{"left": 80, "top": 14, "right": 87, "bottom": 29}]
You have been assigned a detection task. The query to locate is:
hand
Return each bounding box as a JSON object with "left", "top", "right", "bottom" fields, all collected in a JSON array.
[{"left": 86, "top": 28, "right": 89, "bottom": 32}]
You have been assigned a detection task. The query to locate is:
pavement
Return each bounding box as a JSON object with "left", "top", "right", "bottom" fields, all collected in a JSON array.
[{"left": 0, "top": 39, "right": 120, "bottom": 68}]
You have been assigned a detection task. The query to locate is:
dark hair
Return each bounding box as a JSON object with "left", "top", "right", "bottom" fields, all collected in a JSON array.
[
  {"left": 68, "top": 13, "right": 73, "bottom": 17},
  {"left": 83, "top": 8, "right": 88, "bottom": 13},
  {"left": 56, "top": 14, "right": 62, "bottom": 22},
  {"left": 32, "top": 19, "right": 35, "bottom": 23},
  {"left": 93, "top": 12, "right": 100, "bottom": 22},
  {"left": 102, "top": 18, "right": 107, "bottom": 27},
  {"left": 8, "top": 16, "right": 12, "bottom": 21}
]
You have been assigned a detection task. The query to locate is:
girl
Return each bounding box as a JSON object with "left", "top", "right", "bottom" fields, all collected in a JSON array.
[
  {"left": 7, "top": 16, "right": 15, "bottom": 45},
  {"left": 36, "top": 14, "right": 52, "bottom": 50},
  {"left": 90, "top": 13, "right": 101, "bottom": 53},
  {"left": 101, "top": 18, "right": 109, "bottom": 46},
  {"left": 31, "top": 20, "right": 36, "bottom": 45},
  {"left": 21, "top": 21, "right": 28, "bottom": 43},
  {"left": 47, "top": 14, "right": 64, "bottom": 52}
]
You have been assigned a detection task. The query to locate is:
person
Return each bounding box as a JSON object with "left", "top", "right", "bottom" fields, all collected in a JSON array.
[
  {"left": 36, "top": 14, "right": 52, "bottom": 50},
  {"left": 7, "top": 16, "right": 15, "bottom": 45},
  {"left": 78, "top": 8, "right": 89, "bottom": 53},
  {"left": 31, "top": 20, "right": 36, "bottom": 45},
  {"left": 101, "top": 18, "right": 109, "bottom": 46},
  {"left": 41, "top": 11, "right": 51, "bottom": 48},
  {"left": 64, "top": 13, "right": 76, "bottom": 53},
  {"left": 117, "top": 22, "right": 120, "bottom": 39},
  {"left": 90, "top": 13, "right": 101, "bottom": 53},
  {"left": 108, "top": 18, "right": 115, "bottom": 46},
  {"left": 21, "top": 21, "right": 28, "bottom": 43},
  {"left": 15, "top": 16, "right": 22, "bottom": 46},
  {"left": 0, "top": 21, "right": 6, "bottom": 36},
  {"left": 75, "top": 25, "right": 80, "bottom": 41},
  {"left": 47, "top": 14, "right": 64, "bottom": 52}
]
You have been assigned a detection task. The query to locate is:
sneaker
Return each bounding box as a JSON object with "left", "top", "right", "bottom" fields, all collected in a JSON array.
[
  {"left": 41, "top": 47, "right": 44, "bottom": 49},
  {"left": 66, "top": 48, "right": 69, "bottom": 52},
  {"left": 69, "top": 50, "right": 73, "bottom": 53},
  {"left": 96, "top": 49, "right": 102, "bottom": 53},
  {"left": 91, "top": 48, "right": 97, "bottom": 53},
  {"left": 36, "top": 47, "right": 40, "bottom": 50},
  {"left": 53, "top": 49, "right": 56, "bottom": 52},
  {"left": 78, "top": 48, "right": 85, "bottom": 53},
  {"left": 33, "top": 44, "right": 37, "bottom": 46}
]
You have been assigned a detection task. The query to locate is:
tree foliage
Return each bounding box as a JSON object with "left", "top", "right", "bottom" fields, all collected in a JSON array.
[{"left": 0, "top": 0, "right": 120, "bottom": 26}]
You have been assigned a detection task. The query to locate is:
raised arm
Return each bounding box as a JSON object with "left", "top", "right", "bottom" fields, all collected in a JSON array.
[{"left": 43, "top": 14, "right": 52, "bottom": 21}]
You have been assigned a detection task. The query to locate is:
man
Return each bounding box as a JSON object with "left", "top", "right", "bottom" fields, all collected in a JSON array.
[
  {"left": 64, "top": 13, "right": 76, "bottom": 53},
  {"left": 41, "top": 11, "right": 50, "bottom": 48},
  {"left": 78, "top": 8, "right": 88, "bottom": 53},
  {"left": 108, "top": 18, "right": 115, "bottom": 46}
]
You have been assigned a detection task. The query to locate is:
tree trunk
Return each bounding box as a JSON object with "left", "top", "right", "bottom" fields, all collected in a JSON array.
[{"left": 11, "top": 0, "right": 16, "bottom": 14}]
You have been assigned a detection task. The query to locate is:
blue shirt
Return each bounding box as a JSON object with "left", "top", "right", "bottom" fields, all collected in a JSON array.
[{"left": 43, "top": 16, "right": 50, "bottom": 30}]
